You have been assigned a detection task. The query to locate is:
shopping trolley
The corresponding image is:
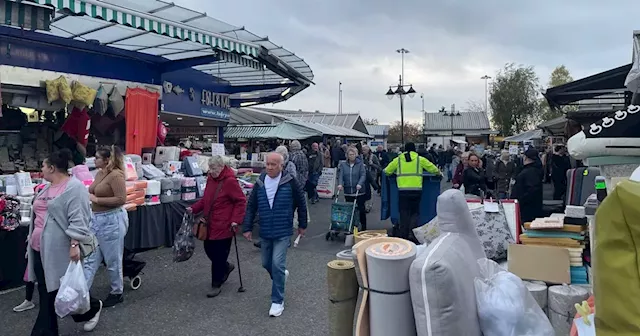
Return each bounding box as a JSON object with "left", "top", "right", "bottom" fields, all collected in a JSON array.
[{"left": 325, "top": 190, "right": 360, "bottom": 241}]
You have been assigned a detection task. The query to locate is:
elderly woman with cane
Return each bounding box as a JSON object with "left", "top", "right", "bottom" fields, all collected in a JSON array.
[{"left": 187, "top": 155, "right": 246, "bottom": 298}]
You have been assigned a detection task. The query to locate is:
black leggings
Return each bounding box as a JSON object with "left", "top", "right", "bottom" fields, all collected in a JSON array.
[
  {"left": 203, "top": 238, "right": 233, "bottom": 288},
  {"left": 26, "top": 281, "right": 35, "bottom": 301},
  {"left": 345, "top": 195, "right": 367, "bottom": 231}
]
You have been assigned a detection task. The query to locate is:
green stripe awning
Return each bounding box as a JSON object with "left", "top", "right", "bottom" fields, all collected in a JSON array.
[
  {"left": 30, "top": 0, "right": 259, "bottom": 57},
  {"left": 224, "top": 125, "right": 277, "bottom": 139},
  {"left": 1, "top": 0, "right": 54, "bottom": 31}
]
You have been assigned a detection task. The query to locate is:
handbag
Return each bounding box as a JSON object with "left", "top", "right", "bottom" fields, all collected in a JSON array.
[{"left": 193, "top": 181, "right": 224, "bottom": 240}]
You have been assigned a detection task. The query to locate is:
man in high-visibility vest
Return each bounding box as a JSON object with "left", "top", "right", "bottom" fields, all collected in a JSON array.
[{"left": 385, "top": 142, "right": 441, "bottom": 241}]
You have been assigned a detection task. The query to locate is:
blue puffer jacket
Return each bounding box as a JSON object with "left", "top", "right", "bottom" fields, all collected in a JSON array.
[
  {"left": 242, "top": 171, "right": 308, "bottom": 239},
  {"left": 338, "top": 158, "right": 366, "bottom": 196}
]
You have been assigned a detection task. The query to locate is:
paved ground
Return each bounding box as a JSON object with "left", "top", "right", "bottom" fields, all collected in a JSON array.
[{"left": 1, "top": 179, "right": 555, "bottom": 336}]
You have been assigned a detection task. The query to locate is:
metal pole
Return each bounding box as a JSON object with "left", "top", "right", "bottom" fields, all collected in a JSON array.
[
  {"left": 338, "top": 82, "right": 342, "bottom": 114},
  {"left": 481, "top": 75, "right": 491, "bottom": 114}
]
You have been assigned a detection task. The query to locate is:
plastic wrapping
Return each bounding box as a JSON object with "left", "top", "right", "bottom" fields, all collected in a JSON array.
[
  {"left": 474, "top": 259, "right": 554, "bottom": 336},
  {"left": 54, "top": 262, "right": 90, "bottom": 318},
  {"left": 173, "top": 213, "right": 196, "bottom": 262}
]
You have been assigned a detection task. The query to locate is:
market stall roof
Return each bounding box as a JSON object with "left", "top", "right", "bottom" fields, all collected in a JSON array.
[
  {"left": 423, "top": 112, "right": 491, "bottom": 132},
  {"left": 229, "top": 107, "right": 287, "bottom": 125},
  {"left": 223, "top": 124, "right": 277, "bottom": 139},
  {"left": 503, "top": 129, "right": 544, "bottom": 142},
  {"left": 256, "top": 107, "right": 369, "bottom": 134},
  {"left": 365, "top": 125, "right": 390, "bottom": 137},
  {"left": 260, "top": 121, "right": 321, "bottom": 140},
  {"left": 5, "top": 0, "right": 314, "bottom": 103},
  {"left": 538, "top": 115, "right": 567, "bottom": 136}
]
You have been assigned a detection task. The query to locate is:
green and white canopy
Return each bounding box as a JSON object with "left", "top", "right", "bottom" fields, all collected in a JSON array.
[{"left": 2, "top": 0, "right": 314, "bottom": 96}]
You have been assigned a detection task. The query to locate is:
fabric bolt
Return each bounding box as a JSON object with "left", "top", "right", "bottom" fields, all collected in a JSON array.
[
  {"left": 89, "top": 169, "right": 127, "bottom": 213},
  {"left": 30, "top": 180, "right": 68, "bottom": 252},
  {"left": 261, "top": 236, "right": 289, "bottom": 304},
  {"left": 124, "top": 88, "right": 159, "bottom": 155},
  {"left": 84, "top": 207, "right": 128, "bottom": 294},
  {"left": 203, "top": 238, "right": 233, "bottom": 287}
]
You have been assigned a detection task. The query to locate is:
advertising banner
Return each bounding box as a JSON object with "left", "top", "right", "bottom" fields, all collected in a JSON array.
[{"left": 316, "top": 167, "right": 337, "bottom": 198}]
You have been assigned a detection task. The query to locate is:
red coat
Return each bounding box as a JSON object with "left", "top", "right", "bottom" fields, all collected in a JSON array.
[{"left": 191, "top": 166, "right": 246, "bottom": 240}]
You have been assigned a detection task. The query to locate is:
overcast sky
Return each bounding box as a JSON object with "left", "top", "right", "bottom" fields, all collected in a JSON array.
[{"left": 177, "top": 0, "right": 637, "bottom": 124}]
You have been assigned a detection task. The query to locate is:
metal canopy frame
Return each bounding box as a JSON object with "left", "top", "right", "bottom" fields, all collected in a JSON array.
[{"left": 4, "top": 0, "right": 314, "bottom": 103}]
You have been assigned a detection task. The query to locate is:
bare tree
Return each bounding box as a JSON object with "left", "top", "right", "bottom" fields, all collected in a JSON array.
[
  {"left": 465, "top": 99, "right": 486, "bottom": 113},
  {"left": 363, "top": 118, "right": 379, "bottom": 125}
]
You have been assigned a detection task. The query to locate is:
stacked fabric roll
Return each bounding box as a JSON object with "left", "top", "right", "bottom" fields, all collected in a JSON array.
[
  {"left": 354, "top": 230, "right": 388, "bottom": 244},
  {"left": 181, "top": 177, "right": 197, "bottom": 201},
  {"left": 523, "top": 280, "right": 548, "bottom": 314},
  {"left": 548, "top": 285, "right": 590, "bottom": 335},
  {"left": 327, "top": 260, "right": 358, "bottom": 336}
]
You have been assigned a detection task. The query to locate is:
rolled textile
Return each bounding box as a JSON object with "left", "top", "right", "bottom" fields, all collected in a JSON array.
[
  {"left": 336, "top": 249, "right": 354, "bottom": 260},
  {"left": 354, "top": 230, "right": 387, "bottom": 244},
  {"left": 327, "top": 260, "right": 359, "bottom": 336},
  {"left": 548, "top": 285, "right": 590, "bottom": 335},
  {"left": 524, "top": 280, "right": 548, "bottom": 315},
  {"left": 365, "top": 239, "right": 417, "bottom": 336}
]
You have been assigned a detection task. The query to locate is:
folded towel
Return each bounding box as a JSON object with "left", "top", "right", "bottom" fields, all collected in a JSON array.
[
  {"left": 523, "top": 223, "right": 586, "bottom": 233},
  {"left": 524, "top": 230, "right": 585, "bottom": 240},
  {"left": 519, "top": 236, "right": 583, "bottom": 248},
  {"left": 530, "top": 218, "right": 564, "bottom": 229}
]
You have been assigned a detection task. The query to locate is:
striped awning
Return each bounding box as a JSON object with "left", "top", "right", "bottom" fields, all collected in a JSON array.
[
  {"left": 30, "top": 0, "right": 258, "bottom": 57},
  {"left": 224, "top": 125, "right": 277, "bottom": 139},
  {"left": 1, "top": 0, "right": 54, "bottom": 30}
]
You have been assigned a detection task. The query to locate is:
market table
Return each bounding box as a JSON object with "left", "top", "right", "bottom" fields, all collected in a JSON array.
[
  {"left": 0, "top": 226, "right": 28, "bottom": 291},
  {"left": 124, "top": 200, "right": 198, "bottom": 252}
]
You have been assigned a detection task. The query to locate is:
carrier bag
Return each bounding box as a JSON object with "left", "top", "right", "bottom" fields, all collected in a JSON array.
[
  {"left": 54, "top": 261, "right": 90, "bottom": 318},
  {"left": 173, "top": 213, "right": 196, "bottom": 262}
]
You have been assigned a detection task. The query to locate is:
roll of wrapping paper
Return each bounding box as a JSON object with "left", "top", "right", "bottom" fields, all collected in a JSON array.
[
  {"left": 365, "top": 239, "right": 417, "bottom": 336},
  {"left": 336, "top": 249, "right": 354, "bottom": 260},
  {"left": 327, "top": 260, "right": 359, "bottom": 336},
  {"left": 548, "top": 285, "right": 590, "bottom": 335},
  {"left": 354, "top": 230, "right": 388, "bottom": 244}
]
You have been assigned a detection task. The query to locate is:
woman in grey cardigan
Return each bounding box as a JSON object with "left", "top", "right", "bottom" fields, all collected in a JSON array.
[
  {"left": 28, "top": 150, "right": 102, "bottom": 335},
  {"left": 337, "top": 147, "right": 368, "bottom": 230}
]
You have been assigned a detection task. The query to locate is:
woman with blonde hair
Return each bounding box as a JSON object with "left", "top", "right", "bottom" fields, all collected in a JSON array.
[
  {"left": 84, "top": 145, "right": 128, "bottom": 308},
  {"left": 187, "top": 155, "right": 246, "bottom": 298}
]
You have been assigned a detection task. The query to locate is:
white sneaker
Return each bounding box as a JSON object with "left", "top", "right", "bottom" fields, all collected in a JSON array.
[
  {"left": 269, "top": 302, "right": 285, "bottom": 317},
  {"left": 285, "top": 269, "right": 289, "bottom": 283},
  {"left": 13, "top": 300, "right": 35, "bottom": 312},
  {"left": 83, "top": 300, "right": 103, "bottom": 332}
]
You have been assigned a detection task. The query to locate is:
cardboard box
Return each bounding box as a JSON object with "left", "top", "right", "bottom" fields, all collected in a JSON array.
[{"left": 508, "top": 244, "right": 570, "bottom": 284}]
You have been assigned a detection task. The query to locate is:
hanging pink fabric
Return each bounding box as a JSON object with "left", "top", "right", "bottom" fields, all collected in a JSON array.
[{"left": 125, "top": 88, "right": 159, "bottom": 155}]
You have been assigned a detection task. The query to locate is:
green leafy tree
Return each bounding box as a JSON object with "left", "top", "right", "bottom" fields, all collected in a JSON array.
[
  {"left": 540, "top": 65, "right": 576, "bottom": 121},
  {"left": 489, "top": 63, "right": 541, "bottom": 136}
]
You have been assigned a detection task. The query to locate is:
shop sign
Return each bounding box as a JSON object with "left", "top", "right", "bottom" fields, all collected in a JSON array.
[
  {"left": 161, "top": 79, "right": 230, "bottom": 122},
  {"left": 316, "top": 168, "right": 337, "bottom": 198}
]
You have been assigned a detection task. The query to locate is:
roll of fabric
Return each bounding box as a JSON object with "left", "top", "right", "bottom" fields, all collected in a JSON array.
[
  {"left": 524, "top": 280, "right": 548, "bottom": 315},
  {"left": 548, "top": 285, "right": 590, "bottom": 335},
  {"left": 327, "top": 260, "right": 359, "bottom": 336},
  {"left": 354, "top": 230, "right": 388, "bottom": 244},
  {"left": 336, "top": 249, "right": 354, "bottom": 260},
  {"left": 365, "top": 239, "right": 417, "bottom": 336}
]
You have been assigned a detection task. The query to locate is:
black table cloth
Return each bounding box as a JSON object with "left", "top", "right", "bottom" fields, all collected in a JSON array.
[{"left": 0, "top": 226, "right": 29, "bottom": 291}]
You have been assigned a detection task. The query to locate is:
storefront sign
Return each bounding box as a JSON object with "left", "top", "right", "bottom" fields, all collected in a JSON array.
[
  {"left": 160, "top": 72, "right": 231, "bottom": 122},
  {"left": 316, "top": 168, "right": 337, "bottom": 198}
]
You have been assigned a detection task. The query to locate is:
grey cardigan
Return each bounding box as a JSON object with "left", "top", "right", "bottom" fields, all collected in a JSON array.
[{"left": 27, "top": 178, "right": 93, "bottom": 292}]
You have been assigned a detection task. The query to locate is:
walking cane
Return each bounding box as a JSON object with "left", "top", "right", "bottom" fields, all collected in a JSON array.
[{"left": 231, "top": 224, "right": 246, "bottom": 293}]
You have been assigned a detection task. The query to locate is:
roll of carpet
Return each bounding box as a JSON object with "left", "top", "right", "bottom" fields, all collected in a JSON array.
[
  {"left": 327, "top": 260, "right": 359, "bottom": 336},
  {"left": 354, "top": 230, "right": 388, "bottom": 244},
  {"left": 336, "top": 249, "right": 354, "bottom": 260},
  {"left": 524, "top": 280, "right": 548, "bottom": 315},
  {"left": 365, "top": 239, "right": 417, "bottom": 336},
  {"left": 548, "top": 285, "right": 590, "bottom": 335}
]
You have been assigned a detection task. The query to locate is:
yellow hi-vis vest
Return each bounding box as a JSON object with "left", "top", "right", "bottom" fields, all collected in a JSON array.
[{"left": 385, "top": 151, "right": 440, "bottom": 191}]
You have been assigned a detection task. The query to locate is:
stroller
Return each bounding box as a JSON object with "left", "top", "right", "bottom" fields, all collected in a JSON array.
[
  {"left": 325, "top": 190, "right": 360, "bottom": 241},
  {"left": 123, "top": 248, "right": 146, "bottom": 290}
]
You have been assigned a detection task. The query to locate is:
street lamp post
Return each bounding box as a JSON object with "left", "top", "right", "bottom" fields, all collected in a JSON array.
[
  {"left": 441, "top": 105, "right": 461, "bottom": 145},
  {"left": 481, "top": 75, "right": 491, "bottom": 114},
  {"left": 385, "top": 48, "right": 416, "bottom": 146}
]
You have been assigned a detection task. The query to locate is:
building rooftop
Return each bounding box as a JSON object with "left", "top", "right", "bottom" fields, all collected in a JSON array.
[
  {"left": 423, "top": 112, "right": 491, "bottom": 131},
  {"left": 365, "top": 125, "right": 390, "bottom": 137}
]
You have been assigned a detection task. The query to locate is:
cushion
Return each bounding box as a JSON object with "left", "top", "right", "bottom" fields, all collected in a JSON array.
[
  {"left": 108, "top": 87, "right": 125, "bottom": 117},
  {"left": 469, "top": 205, "right": 513, "bottom": 260},
  {"left": 92, "top": 85, "right": 109, "bottom": 116},
  {"left": 71, "top": 81, "right": 97, "bottom": 107}
]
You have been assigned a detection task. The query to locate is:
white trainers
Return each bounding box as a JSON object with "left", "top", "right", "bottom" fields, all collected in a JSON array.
[
  {"left": 269, "top": 302, "right": 285, "bottom": 317},
  {"left": 285, "top": 269, "right": 289, "bottom": 283},
  {"left": 13, "top": 300, "right": 35, "bottom": 312},
  {"left": 83, "top": 300, "right": 103, "bottom": 332}
]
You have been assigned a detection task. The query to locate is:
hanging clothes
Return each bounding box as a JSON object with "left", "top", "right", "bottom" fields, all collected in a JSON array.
[{"left": 125, "top": 88, "right": 159, "bottom": 155}]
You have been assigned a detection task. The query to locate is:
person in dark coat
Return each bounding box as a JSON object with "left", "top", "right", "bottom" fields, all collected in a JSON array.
[
  {"left": 462, "top": 153, "right": 488, "bottom": 197},
  {"left": 494, "top": 150, "right": 516, "bottom": 199},
  {"left": 550, "top": 145, "right": 572, "bottom": 201},
  {"left": 331, "top": 140, "right": 346, "bottom": 167},
  {"left": 306, "top": 142, "right": 324, "bottom": 203},
  {"left": 188, "top": 156, "right": 247, "bottom": 298},
  {"left": 512, "top": 148, "right": 544, "bottom": 223},
  {"left": 452, "top": 152, "right": 470, "bottom": 188},
  {"left": 443, "top": 146, "right": 454, "bottom": 182}
]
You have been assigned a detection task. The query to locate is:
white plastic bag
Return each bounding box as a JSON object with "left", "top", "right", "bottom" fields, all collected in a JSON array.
[
  {"left": 474, "top": 258, "right": 554, "bottom": 336},
  {"left": 55, "top": 261, "right": 90, "bottom": 318}
]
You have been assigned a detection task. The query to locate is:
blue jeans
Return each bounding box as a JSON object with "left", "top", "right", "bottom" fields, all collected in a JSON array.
[
  {"left": 84, "top": 208, "right": 128, "bottom": 294},
  {"left": 261, "top": 236, "right": 289, "bottom": 304},
  {"left": 445, "top": 163, "right": 452, "bottom": 181},
  {"left": 306, "top": 172, "right": 320, "bottom": 201}
]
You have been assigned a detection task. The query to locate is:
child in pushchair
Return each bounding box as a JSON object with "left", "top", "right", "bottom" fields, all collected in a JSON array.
[{"left": 123, "top": 248, "right": 146, "bottom": 290}]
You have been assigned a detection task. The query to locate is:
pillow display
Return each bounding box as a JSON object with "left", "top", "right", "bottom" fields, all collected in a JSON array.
[
  {"left": 469, "top": 205, "right": 513, "bottom": 261},
  {"left": 92, "top": 85, "right": 109, "bottom": 116},
  {"left": 71, "top": 81, "right": 97, "bottom": 107},
  {"left": 108, "top": 87, "right": 125, "bottom": 117},
  {"left": 55, "top": 76, "right": 72, "bottom": 104},
  {"left": 45, "top": 79, "right": 60, "bottom": 103},
  {"left": 567, "top": 104, "right": 640, "bottom": 160}
]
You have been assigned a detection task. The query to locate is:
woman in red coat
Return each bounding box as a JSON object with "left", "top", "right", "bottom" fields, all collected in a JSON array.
[{"left": 187, "top": 155, "right": 246, "bottom": 298}]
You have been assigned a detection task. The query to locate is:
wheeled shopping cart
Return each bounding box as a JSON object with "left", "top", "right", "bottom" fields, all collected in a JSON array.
[{"left": 325, "top": 190, "right": 360, "bottom": 241}]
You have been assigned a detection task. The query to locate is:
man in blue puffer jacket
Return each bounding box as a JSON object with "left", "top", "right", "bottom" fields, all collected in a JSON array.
[{"left": 242, "top": 152, "right": 308, "bottom": 318}]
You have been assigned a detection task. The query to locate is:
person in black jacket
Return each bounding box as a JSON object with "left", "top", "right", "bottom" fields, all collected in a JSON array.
[
  {"left": 462, "top": 153, "right": 487, "bottom": 198},
  {"left": 550, "top": 145, "right": 572, "bottom": 201},
  {"left": 512, "top": 148, "right": 544, "bottom": 223}
]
